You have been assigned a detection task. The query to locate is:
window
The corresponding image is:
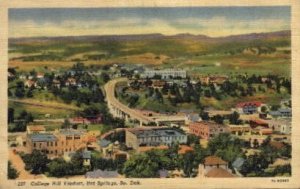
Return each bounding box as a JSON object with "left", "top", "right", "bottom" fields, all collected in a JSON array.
[
  {"left": 33, "top": 143, "right": 36, "bottom": 147},
  {"left": 55, "top": 142, "right": 57, "bottom": 146}
]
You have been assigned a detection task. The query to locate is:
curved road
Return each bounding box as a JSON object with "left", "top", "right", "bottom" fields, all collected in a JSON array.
[
  {"left": 104, "top": 78, "right": 153, "bottom": 124},
  {"left": 104, "top": 78, "right": 186, "bottom": 126}
]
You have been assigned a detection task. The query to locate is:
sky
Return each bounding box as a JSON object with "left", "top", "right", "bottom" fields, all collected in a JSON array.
[{"left": 9, "top": 7, "right": 290, "bottom": 38}]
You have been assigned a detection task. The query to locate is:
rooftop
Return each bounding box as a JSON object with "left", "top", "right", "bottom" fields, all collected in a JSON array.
[
  {"left": 206, "top": 168, "right": 235, "bottom": 178},
  {"left": 27, "top": 125, "right": 46, "bottom": 131},
  {"left": 85, "top": 169, "right": 119, "bottom": 178},
  {"left": 60, "top": 129, "right": 85, "bottom": 136},
  {"left": 204, "top": 156, "right": 227, "bottom": 166},
  {"left": 236, "top": 101, "right": 262, "bottom": 108},
  {"left": 190, "top": 121, "right": 228, "bottom": 130},
  {"left": 138, "top": 145, "right": 169, "bottom": 152},
  {"left": 129, "top": 128, "right": 186, "bottom": 138},
  {"left": 29, "top": 133, "right": 57, "bottom": 142}
]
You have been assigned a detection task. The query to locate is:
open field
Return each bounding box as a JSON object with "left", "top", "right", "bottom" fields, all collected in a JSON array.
[
  {"left": 9, "top": 31, "right": 291, "bottom": 76},
  {"left": 9, "top": 99, "right": 79, "bottom": 119}
]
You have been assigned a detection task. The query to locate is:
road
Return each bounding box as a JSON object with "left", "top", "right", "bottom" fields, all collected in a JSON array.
[
  {"left": 104, "top": 78, "right": 186, "bottom": 126},
  {"left": 8, "top": 149, "right": 43, "bottom": 179},
  {"left": 104, "top": 78, "right": 153, "bottom": 124}
]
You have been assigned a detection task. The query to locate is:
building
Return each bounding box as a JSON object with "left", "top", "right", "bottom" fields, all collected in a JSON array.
[
  {"left": 85, "top": 169, "right": 119, "bottom": 178},
  {"left": 228, "top": 125, "right": 251, "bottom": 136},
  {"left": 236, "top": 101, "right": 263, "bottom": 114},
  {"left": 27, "top": 125, "right": 46, "bottom": 134},
  {"left": 24, "top": 80, "right": 37, "bottom": 88},
  {"left": 267, "top": 118, "right": 291, "bottom": 135},
  {"left": 126, "top": 128, "right": 187, "bottom": 150},
  {"left": 152, "top": 80, "right": 166, "bottom": 88},
  {"left": 269, "top": 108, "right": 292, "bottom": 118},
  {"left": 141, "top": 69, "right": 186, "bottom": 79},
  {"left": 189, "top": 121, "right": 230, "bottom": 140},
  {"left": 198, "top": 156, "right": 235, "bottom": 178},
  {"left": 249, "top": 119, "right": 269, "bottom": 128},
  {"left": 26, "top": 129, "right": 88, "bottom": 157}
]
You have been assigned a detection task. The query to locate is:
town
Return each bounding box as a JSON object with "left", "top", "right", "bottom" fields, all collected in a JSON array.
[{"left": 8, "top": 64, "right": 291, "bottom": 179}]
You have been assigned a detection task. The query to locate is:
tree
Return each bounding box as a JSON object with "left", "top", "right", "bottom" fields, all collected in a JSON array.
[
  {"left": 261, "top": 106, "right": 267, "bottom": 113},
  {"left": 22, "top": 150, "right": 49, "bottom": 174},
  {"left": 200, "top": 111, "right": 209, "bottom": 121},
  {"left": 229, "top": 111, "right": 242, "bottom": 125},
  {"left": 212, "top": 114, "right": 224, "bottom": 124},
  {"left": 61, "top": 118, "right": 71, "bottom": 129},
  {"left": 123, "top": 153, "right": 159, "bottom": 178},
  {"left": 179, "top": 152, "right": 197, "bottom": 177},
  {"left": 187, "top": 134, "right": 200, "bottom": 145},
  {"left": 48, "top": 158, "right": 70, "bottom": 177},
  {"left": 7, "top": 161, "right": 19, "bottom": 179},
  {"left": 8, "top": 108, "right": 14, "bottom": 124},
  {"left": 101, "top": 72, "right": 110, "bottom": 83}
]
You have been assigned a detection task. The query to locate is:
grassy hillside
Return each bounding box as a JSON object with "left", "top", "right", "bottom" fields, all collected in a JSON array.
[{"left": 9, "top": 31, "right": 291, "bottom": 76}]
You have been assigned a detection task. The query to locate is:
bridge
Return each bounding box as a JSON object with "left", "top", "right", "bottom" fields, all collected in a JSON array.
[{"left": 104, "top": 78, "right": 186, "bottom": 127}]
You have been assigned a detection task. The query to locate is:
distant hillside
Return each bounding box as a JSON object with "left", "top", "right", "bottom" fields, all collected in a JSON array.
[
  {"left": 9, "top": 30, "right": 290, "bottom": 44},
  {"left": 9, "top": 30, "right": 291, "bottom": 66}
]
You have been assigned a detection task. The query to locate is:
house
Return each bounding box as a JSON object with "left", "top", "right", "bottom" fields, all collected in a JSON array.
[
  {"left": 236, "top": 101, "right": 263, "bottom": 114},
  {"left": 37, "top": 72, "right": 44, "bottom": 79},
  {"left": 82, "top": 150, "right": 91, "bottom": 166},
  {"left": 152, "top": 80, "right": 166, "bottom": 88},
  {"left": 269, "top": 108, "right": 292, "bottom": 118},
  {"left": 198, "top": 156, "right": 235, "bottom": 178},
  {"left": 126, "top": 128, "right": 187, "bottom": 150},
  {"left": 204, "top": 167, "right": 235, "bottom": 178},
  {"left": 85, "top": 169, "right": 119, "bottom": 178},
  {"left": 65, "top": 78, "right": 77, "bottom": 86},
  {"left": 27, "top": 125, "right": 46, "bottom": 134},
  {"left": 203, "top": 156, "right": 228, "bottom": 170},
  {"left": 209, "top": 76, "right": 228, "bottom": 84},
  {"left": 24, "top": 80, "right": 37, "bottom": 88},
  {"left": 52, "top": 79, "right": 61, "bottom": 88},
  {"left": 185, "top": 113, "right": 202, "bottom": 124},
  {"left": 98, "top": 139, "right": 113, "bottom": 157},
  {"left": 189, "top": 121, "right": 230, "bottom": 140},
  {"left": 228, "top": 125, "right": 251, "bottom": 136}
]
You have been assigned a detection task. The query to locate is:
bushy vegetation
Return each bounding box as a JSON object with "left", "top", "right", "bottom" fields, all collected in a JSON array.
[{"left": 7, "top": 161, "right": 19, "bottom": 179}]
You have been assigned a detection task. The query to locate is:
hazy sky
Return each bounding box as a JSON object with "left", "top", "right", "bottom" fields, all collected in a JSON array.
[{"left": 9, "top": 7, "right": 290, "bottom": 38}]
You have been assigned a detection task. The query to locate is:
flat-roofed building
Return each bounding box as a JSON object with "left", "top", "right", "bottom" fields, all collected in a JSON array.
[
  {"left": 189, "top": 121, "right": 230, "bottom": 140},
  {"left": 141, "top": 69, "right": 186, "bottom": 79},
  {"left": 26, "top": 129, "right": 88, "bottom": 157},
  {"left": 126, "top": 128, "right": 187, "bottom": 150}
]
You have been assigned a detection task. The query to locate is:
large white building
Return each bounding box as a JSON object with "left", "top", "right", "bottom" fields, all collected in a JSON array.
[
  {"left": 126, "top": 128, "right": 187, "bottom": 150},
  {"left": 141, "top": 69, "right": 187, "bottom": 79}
]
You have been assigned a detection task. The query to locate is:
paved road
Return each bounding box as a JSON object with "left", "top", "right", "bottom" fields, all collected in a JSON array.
[
  {"left": 104, "top": 78, "right": 153, "bottom": 124},
  {"left": 104, "top": 78, "right": 186, "bottom": 126}
]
